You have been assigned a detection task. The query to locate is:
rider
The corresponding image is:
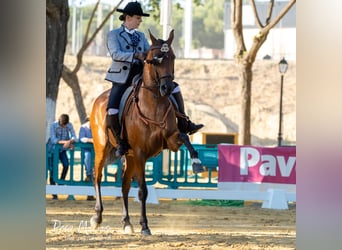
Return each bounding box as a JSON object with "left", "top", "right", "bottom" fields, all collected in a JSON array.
[{"left": 105, "top": 1, "right": 203, "bottom": 157}]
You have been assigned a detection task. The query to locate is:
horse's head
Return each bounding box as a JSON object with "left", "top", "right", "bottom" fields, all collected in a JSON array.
[{"left": 145, "top": 29, "right": 175, "bottom": 97}]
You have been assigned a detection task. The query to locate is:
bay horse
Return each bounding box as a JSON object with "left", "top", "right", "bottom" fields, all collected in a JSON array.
[{"left": 89, "top": 30, "right": 203, "bottom": 235}]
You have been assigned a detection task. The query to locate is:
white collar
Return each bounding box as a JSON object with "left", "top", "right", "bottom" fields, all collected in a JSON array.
[{"left": 124, "top": 26, "right": 136, "bottom": 34}]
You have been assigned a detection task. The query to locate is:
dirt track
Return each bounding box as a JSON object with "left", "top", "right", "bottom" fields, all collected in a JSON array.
[{"left": 46, "top": 196, "right": 296, "bottom": 249}]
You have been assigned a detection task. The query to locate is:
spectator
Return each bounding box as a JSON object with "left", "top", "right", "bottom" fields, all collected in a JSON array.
[
  {"left": 79, "top": 117, "right": 95, "bottom": 201},
  {"left": 48, "top": 114, "right": 76, "bottom": 200}
]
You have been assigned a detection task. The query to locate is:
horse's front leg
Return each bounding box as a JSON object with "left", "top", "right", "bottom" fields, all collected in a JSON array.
[
  {"left": 121, "top": 155, "right": 134, "bottom": 234},
  {"left": 179, "top": 133, "right": 204, "bottom": 174},
  {"left": 137, "top": 176, "right": 151, "bottom": 235}
]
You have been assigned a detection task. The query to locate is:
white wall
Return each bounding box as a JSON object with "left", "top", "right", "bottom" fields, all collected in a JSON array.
[{"left": 224, "top": 28, "right": 296, "bottom": 60}]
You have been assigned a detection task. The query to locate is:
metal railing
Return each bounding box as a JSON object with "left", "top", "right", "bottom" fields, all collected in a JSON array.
[{"left": 46, "top": 143, "right": 219, "bottom": 189}]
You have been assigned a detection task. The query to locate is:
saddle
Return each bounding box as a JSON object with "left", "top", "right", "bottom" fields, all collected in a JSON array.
[{"left": 118, "top": 74, "right": 142, "bottom": 123}]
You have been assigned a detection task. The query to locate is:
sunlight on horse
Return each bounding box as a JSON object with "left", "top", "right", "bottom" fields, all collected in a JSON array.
[{"left": 89, "top": 30, "right": 203, "bottom": 235}]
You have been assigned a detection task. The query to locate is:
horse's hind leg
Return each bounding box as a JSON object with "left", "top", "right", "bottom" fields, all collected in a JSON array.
[
  {"left": 179, "top": 133, "right": 204, "bottom": 174},
  {"left": 90, "top": 146, "right": 108, "bottom": 229}
]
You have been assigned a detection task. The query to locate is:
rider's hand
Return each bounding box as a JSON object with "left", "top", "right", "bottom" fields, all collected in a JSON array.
[{"left": 134, "top": 52, "right": 146, "bottom": 61}]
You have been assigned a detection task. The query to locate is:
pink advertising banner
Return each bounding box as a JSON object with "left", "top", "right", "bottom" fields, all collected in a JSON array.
[{"left": 218, "top": 145, "right": 296, "bottom": 184}]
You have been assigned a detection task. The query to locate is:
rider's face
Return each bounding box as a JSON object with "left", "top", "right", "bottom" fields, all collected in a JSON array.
[{"left": 125, "top": 15, "right": 143, "bottom": 30}]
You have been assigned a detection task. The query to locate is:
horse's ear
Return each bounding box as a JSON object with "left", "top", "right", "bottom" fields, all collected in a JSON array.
[
  {"left": 167, "top": 29, "right": 174, "bottom": 45},
  {"left": 148, "top": 29, "right": 158, "bottom": 45}
]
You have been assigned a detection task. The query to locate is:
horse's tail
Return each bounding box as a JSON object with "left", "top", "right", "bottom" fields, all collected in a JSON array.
[{"left": 106, "top": 126, "right": 117, "bottom": 149}]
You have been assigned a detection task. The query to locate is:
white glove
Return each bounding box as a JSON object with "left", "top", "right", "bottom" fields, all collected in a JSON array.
[{"left": 80, "top": 137, "right": 88, "bottom": 143}]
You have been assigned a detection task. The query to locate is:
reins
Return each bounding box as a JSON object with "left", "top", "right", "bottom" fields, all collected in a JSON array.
[
  {"left": 124, "top": 80, "right": 174, "bottom": 129},
  {"left": 141, "top": 82, "right": 159, "bottom": 98},
  {"left": 134, "top": 98, "right": 173, "bottom": 129}
]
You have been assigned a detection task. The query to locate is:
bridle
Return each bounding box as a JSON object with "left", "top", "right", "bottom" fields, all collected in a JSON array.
[
  {"left": 143, "top": 42, "right": 174, "bottom": 95},
  {"left": 130, "top": 42, "right": 175, "bottom": 128}
]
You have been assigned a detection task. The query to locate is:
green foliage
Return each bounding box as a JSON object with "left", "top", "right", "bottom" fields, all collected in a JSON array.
[
  {"left": 146, "top": 0, "right": 161, "bottom": 21},
  {"left": 67, "top": 0, "right": 228, "bottom": 54},
  {"left": 139, "top": 5, "right": 162, "bottom": 39},
  {"left": 192, "top": 0, "right": 225, "bottom": 49}
]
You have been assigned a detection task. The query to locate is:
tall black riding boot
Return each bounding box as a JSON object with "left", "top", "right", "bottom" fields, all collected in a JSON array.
[
  {"left": 106, "top": 114, "right": 129, "bottom": 157},
  {"left": 172, "top": 91, "right": 204, "bottom": 135}
]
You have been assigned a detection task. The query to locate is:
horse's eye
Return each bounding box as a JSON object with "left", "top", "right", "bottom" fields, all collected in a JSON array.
[{"left": 153, "top": 56, "right": 163, "bottom": 64}]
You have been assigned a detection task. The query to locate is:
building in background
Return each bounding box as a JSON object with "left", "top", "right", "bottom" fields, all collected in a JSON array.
[{"left": 224, "top": 0, "right": 296, "bottom": 60}]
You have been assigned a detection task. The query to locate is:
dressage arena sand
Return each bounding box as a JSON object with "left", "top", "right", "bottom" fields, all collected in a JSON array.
[{"left": 46, "top": 197, "right": 296, "bottom": 249}]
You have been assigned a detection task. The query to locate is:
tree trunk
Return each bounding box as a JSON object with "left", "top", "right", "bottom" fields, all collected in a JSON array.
[
  {"left": 238, "top": 62, "right": 253, "bottom": 145},
  {"left": 61, "top": 66, "right": 88, "bottom": 123},
  {"left": 46, "top": 0, "right": 69, "bottom": 140},
  {"left": 60, "top": 0, "right": 124, "bottom": 124}
]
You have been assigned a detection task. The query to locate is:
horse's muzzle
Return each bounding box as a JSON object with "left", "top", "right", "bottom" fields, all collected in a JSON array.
[{"left": 160, "top": 80, "right": 174, "bottom": 97}]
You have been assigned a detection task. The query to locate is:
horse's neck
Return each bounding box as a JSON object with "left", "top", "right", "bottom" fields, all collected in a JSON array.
[
  {"left": 139, "top": 76, "right": 167, "bottom": 108},
  {"left": 142, "top": 72, "right": 153, "bottom": 88},
  {"left": 139, "top": 82, "right": 158, "bottom": 104},
  {"left": 141, "top": 75, "right": 157, "bottom": 98}
]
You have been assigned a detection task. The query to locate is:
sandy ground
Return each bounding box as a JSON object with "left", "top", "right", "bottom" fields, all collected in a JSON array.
[{"left": 46, "top": 196, "right": 296, "bottom": 249}]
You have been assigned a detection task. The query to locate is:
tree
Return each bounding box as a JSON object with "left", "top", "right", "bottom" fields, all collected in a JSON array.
[
  {"left": 46, "top": 0, "right": 69, "bottom": 140},
  {"left": 61, "top": 0, "right": 124, "bottom": 124},
  {"left": 46, "top": 0, "right": 124, "bottom": 137},
  {"left": 192, "top": 0, "right": 225, "bottom": 49},
  {"left": 231, "top": 0, "right": 296, "bottom": 145}
]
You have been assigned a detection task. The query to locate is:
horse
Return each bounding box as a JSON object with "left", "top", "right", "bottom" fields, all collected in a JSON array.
[{"left": 89, "top": 29, "right": 203, "bottom": 235}]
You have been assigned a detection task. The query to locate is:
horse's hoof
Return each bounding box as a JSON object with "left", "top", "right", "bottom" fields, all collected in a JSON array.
[
  {"left": 141, "top": 228, "right": 152, "bottom": 236},
  {"left": 124, "top": 224, "right": 134, "bottom": 234},
  {"left": 192, "top": 162, "right": 204, "bottom": 174},
  {"left": 90, "top": 215, "right": 100, "bottom": 229}
]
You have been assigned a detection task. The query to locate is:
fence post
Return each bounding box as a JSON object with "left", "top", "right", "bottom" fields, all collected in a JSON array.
[{"left": 262, "top": 189, "right": 288, "bottom": 209}]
